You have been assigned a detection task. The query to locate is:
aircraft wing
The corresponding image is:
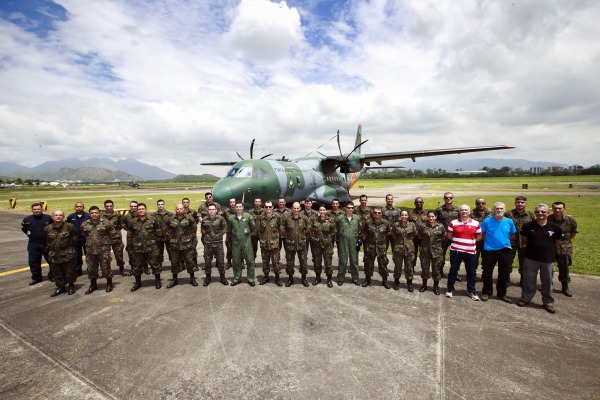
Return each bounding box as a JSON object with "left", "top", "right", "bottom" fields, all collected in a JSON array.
[
  {"left": 360, "top": 145, "right": 515, "bottom": 165},
  {"left": 200, "top": 161, "right": 237, "bottom": 166}
]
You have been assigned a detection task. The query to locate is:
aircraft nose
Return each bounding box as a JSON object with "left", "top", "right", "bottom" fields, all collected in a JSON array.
[{"left": 212, "top": 184, "right": 232, "bottom": 206}]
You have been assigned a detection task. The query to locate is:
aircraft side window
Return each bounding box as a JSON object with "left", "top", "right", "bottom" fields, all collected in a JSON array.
[
  {"left": 296, "top": 176, "right": 302, "bottom": 188},
  {"left": 253, "top": 167, "right": 269, "bottom": 180},
  {"left": 236, "top": 167, "right": 252, "bottom": 178}
]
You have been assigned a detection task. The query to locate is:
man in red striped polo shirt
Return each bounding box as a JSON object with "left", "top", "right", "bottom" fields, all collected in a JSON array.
[{"left": 446, "top": 204, "right": 482, "bottom": 300}]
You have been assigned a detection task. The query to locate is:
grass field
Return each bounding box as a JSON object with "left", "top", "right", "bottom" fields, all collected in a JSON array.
[{"left": 2, "top": 177, "right": 598, "bottom": 276}]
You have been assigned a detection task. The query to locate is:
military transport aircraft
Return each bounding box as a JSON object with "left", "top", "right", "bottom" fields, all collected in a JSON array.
[{"left": 201, "top": 125, "right": 514, "bottom": 207}]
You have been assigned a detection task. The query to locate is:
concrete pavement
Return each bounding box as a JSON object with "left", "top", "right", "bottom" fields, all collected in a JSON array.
[{"left": 1, "top": 211, "right": 599, "bottom": 399}]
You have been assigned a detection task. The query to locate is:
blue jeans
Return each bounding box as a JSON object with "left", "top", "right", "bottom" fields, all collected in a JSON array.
[{"left": 448, "top": 250, "right": 477, "bottom": 295}]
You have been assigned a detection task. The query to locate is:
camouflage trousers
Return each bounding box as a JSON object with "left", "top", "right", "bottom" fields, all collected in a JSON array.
[
  {"left": 285, "top": 248, "right": 307, "bottom": 276},
  {"left": 312, "top": 243, "right": 333, "bottom": 276},
  {"left": 260, "top": 247, "right": 281, "bottom": 275},
  {"left": 50, "top": 259, "right": 76, "bottom": 288},
  {"left": 192, "top": 237, "right": 198, "bottom": 269},
  {"left": 420, "top": 253, "right": 443, "bottom": 282},
  {"left": 364, "top": 252, "right": 389, "bottom": 278},
  {"left": 392, "top": 252, "right": 414, "bottom": 280},
  {"left": 131, "top": 250, "right": 160, "bottom": 277},
  {"left": 226, "top": 234, "right": 232, "bottom": 265},
  {"left": 556, "top": 254, "right": 572, "bottom": 284},
  {"left": 86, "top": 252, "right": 113, "bottom": 280},
  {"left": 110, "top": 241, "right": 125, "bottom": 267},
  {"left": 156, "top": 239, "right": 171, "bottom": 266},
  {"left": 204, "top": 242, "right": 225, "bottom": 275},
  {"left": 171, "top": 248, "right": 194, "bottom": 274},
  {"left": 510, "top": 247, "right": 526, "bottom": 275},
  {"left": 412, "top": 237, "right": 422, "bottom": 268}
]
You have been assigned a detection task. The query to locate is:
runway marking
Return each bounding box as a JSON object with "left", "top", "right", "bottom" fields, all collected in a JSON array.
[{"left": 0, "top": 256, "right": 87, "bottom": 277}]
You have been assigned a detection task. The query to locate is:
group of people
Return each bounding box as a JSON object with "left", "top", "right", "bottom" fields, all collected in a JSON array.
[{"left": 21, "top": 191, "right": 578, "bottom": 313}]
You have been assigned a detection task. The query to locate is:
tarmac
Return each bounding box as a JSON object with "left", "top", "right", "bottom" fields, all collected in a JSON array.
[{"left": 1, "top": 210, "right": 599, "bottom": 400}]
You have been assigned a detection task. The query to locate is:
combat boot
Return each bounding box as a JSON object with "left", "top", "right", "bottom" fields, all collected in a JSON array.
[
  {"left": 190, "top": 273, "right": 198, "bottom": 287},
  {"left": 260, "top": 274, "right": 270, "bottom": 285},
  {"left": 106, "top": 278, "right": 113, "bottom": 293},
  {"left": 220, "top": 273, "right": 229, "bottom": 285},
  {"left": 419, "top": 279, "right": 428, "bottom": 293},
  {"left": 131, "top": 275, "right": 142, "bottom": 292},
  {"left": 382, "top": 277, "right": 390, "bottom": 289},
  {"left": 67, "top": 284, "right": 76, "bottom": 295},
  {"left": 119, "top": 265, "right": 131, "bottom": 276},
  {"left": 361, "top": 276, "right": 371, "bottom": 287},
  {"left": 274, "top": 273, "right": 283, "bottom": 287},
  {"left": 313, "top": 274, "right": 321, "bottom": 286},
  {"left": 167, "top": 274, "right": 178, "bottom": 289},
  {"left": 301, "top": 275, "right": 309, "bottom": 287},
  {"left": 154, "top": 274, "right": 162, "bottom": 289},
  {"left": 562, "top": 283, "right": 573, "bottom": 297},
  {"left": 51, "top": 286, "right": 66, "bottom": 297},
  {"left": 407, "top": 279, "right": 414, "bottom": 292},
  {"left": 393, "top": 278, "right": 400, "bottom": 291},
  {"left": 203, "top": 274, "right": 211, "bottom": 287},
  {"left": 433, "top": 281, "right": 440, "bottom": 296},
  {"left": 285, "top": 275, "right": 294, "bottom": 287},
  {"left": 85, "top": 279, "right": 97, "bottom": 295},
  {"left": 326, "top": 274, "right": 333, "bottom": 288}
]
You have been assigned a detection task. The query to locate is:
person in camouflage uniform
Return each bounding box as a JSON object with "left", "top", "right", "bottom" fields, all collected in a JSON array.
[
  {"left": 248, "top": 198, "right": 264, "bottom": 259},
  {"left": 223, "top": 197, "right": 237, "bottom": 269},
  {"left": 391, "top": 210, "right": 418, "bottom": 291},
  {"left": 418, "top": 211, "right": 447, "bottom": 295},
  {"left": 127, "top": 203, "right": 162, "bottom": 291},
  {"left": 275, "top": 196, "right": 290, "bottom": 250},
  {"left": 257, "top": 201, "right": 283, "bottom": 286},
  {"left": 382, "top": 194, "right": 400, "bottom": 252},
  {"left": 336, "top": 201, "right": 363, "bottom": 286},
  {"left": 302, "top": 198, "right": 319, "bottom": 265},
  {"left": 123, "top": 200, "right": 139, "bottom": 273},
  {"left": 227, "top": 202, "right": 255, "bottom": 286},
  {"left": 281, "top": 202, "right": 311, "bottom": 287},
  {"left": 153, "top": 199, "right": 173, "bottom": 271},
  {"left": 505, "top": 196, "right": 535, "bottom": 284},
  {"left": 182, "top": 197, "right": 200, "bottom": 271},
  {"left": 81, "top": 206, "right": 119, "bottom": 294},
  {"left": 45, "top": 210, "right": 78, "bottom": 297},
  {"left": 166, "top": 204, "right": 199, "bottom": 288},
  {"left": 548, "top": 201, "right": 578, "bottom": 297},
  {"left": 102, "top": 200, "right": 130, "bottom": 276},
  {"left": 471, "top": 198, "right": 493, "bottom": 267},
  {"left": 355, "top": 194, "right": 372, "bottom": 262},
  {"left": 310, "top": 205, "right": 336, "bottom": 287},
  {"left": 197, "top": 192, "right": 222, "bottom": 219},
  {"left": 408, "top": 197, "right": 428, "bottom": 269},
  {"left": 435, "top": 192, "right": 459, "bottom": 278},
  {"left": 327, "top": 198, "right": 343, "bottom": 256},
  {"left": 362, "top": 207, "right": 391, "bottom": 289},
  {"left": 201, "top": 203, "right": 228, "bottom": 286}
]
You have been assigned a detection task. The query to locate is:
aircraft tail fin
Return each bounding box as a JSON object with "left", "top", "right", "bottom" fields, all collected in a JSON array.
[{"left": 354, "top": 125, "right": 363, "bottom": 154}]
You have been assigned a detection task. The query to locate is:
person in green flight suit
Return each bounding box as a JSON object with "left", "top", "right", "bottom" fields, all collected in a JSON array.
[{"left": 227, "top": 201, "right": 255, "bottom": 286}]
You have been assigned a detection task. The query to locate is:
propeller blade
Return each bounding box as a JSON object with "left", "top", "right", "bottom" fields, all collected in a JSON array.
[
  {"left": 348, "top": 139, "right": 369, "bottom": 158},
  {"left": 236, "top": 151, "right": 244, "bottom": 161},
  {"left": 336, "top": 130, "right": 342, "bottom": 156},
  {"left": 250, "top": 139, "right": 255, "bottom": 159},
  {"left": 260, "top": 153, "right": 273, "bottom": 159}
]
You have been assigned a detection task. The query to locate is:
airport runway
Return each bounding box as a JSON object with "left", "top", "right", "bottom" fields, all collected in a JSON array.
[{"left": 0, "top": 211, "right": 599, "bottom": 399}]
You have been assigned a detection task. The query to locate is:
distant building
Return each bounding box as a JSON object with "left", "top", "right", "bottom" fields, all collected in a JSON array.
[
  {"left": 547, "top": 166, "right": 564, "bottom": 173},
  {"left": 530, "top": 166, "right": 543, "bottom": 174}
]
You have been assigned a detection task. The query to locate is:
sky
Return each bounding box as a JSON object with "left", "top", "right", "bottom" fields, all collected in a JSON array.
[{"left": 1, "top": 0, "right": 599, "bottom": 176}]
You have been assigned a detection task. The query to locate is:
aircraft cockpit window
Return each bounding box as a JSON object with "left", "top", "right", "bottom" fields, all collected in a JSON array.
[
  {"left": 253, "top": 167, "right": 269, "bottom": 180},
  {"left": 226, "top": 168, "right": 239, "bottom": 177},
  {"left": 235, "top": 167, "right": 252, "bottom": 178}
]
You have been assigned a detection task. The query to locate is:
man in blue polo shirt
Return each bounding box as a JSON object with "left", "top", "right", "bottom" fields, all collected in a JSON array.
[{"left": 480, "top": 202, "right": 516, "bottom": 303}]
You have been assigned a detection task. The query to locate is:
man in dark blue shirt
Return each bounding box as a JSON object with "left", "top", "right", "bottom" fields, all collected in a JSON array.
[
  {"left": 66, "top": 202, "right": 89, "bottom": 276},
  {"left": 21, "top": 203, "right": 52, "bottom": 285}
]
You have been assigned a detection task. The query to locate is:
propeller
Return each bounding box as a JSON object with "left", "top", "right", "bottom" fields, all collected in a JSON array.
[
  {"left": 328, "top": 130, "right": 368, "bottom": 194},
  {"left": 236, "top": 139, "right": 272, "bottom": 160}
]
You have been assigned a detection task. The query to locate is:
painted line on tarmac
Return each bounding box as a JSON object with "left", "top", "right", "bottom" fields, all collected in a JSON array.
[{"left": 0, "top": 264, "right": 49, "bottom": 277}]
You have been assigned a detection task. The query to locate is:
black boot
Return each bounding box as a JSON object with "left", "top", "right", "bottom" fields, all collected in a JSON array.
[
  {"left": 131, "top": 276, "right": 142, "bottom": 292},
  {"left": 203, "top": 274, "right": 211, "bottom": 287},
  {"left": 326, "top": 274, "right": 333, "bottom": 288},
  {"left": 285, "top": 275, "right": 294, "bottom": 287},
  {"left": 313, "top": 274, "right": 321, "bottom": 286},
  {"left": 220, "top": 274, "right": 229, "bottom": 286},
  {"left": 433, "top": 281, "right": 440, "bottom": 296},
  {"left": 361, "top": 276, "right": 371, "bottom": 287},
  {"left": 393, "top": 278, "right": 400, "bottom": 291},
  {"left": 260, "top": 274, "right": 270, "bottom": 285},
  {"left": 67, "top": 284, "right": 76, "bottom": 295},
  {"left": 562, "top": 283, "right": 573, "bottom": 297},
  {"left": 51, "top": 286, "right": 66, "bottom": 297},
  {"left": 190, "top": 273, "right": 198, "bottom": 287},
  {"left": 382, "top": 278, "right": 390, "bottom": 289},
  {"left": 154, "top": 274, "right": 162, "bottom": 289},
  {"left": 274, "top": 274, "right": 283, "bottom": 287},
  {"left": 106, "top": 278, "right": 113, "bottom": 293},
  {"left": 419, "top": 279, "right": 428, "bottom": 293},
  {"left": 407, "top": 279, "right": 414, "bottom": 292},
  {"left": 120, "top": 266, "right": 131, "bottom": 276},
  {"left": 301, "top": 275, "right": 309, "bottom": 287},
  {"left": 85, "top": 279, "right": 97, "bottom": 295},
  {"left": 167, "top": 274, "right": 178, "bottom": 289}
]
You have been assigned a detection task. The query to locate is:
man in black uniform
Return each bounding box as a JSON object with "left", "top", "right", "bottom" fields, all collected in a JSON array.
[
  {"left": 21, "top": 203, "right": 52, "bottom": 285},
  {"left": 66, "top": 202, "right": 89, "bottom": 276}
]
